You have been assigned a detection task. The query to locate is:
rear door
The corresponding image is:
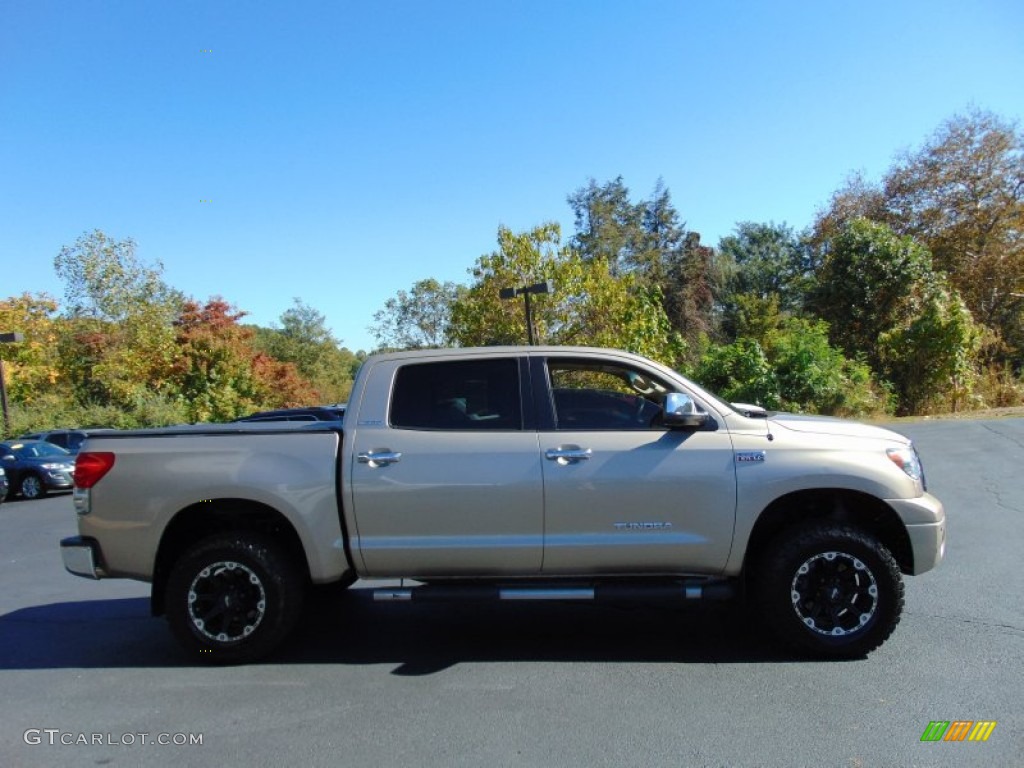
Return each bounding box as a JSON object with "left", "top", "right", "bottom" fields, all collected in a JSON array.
[
  {"left": 535, "top": 355, "right": 737, "bottom": 575},
  {"left": 348, "top": 355, "right": 544, "bottom": 577}
]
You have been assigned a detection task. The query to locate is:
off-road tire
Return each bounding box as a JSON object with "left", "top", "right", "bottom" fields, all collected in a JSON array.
[
  {"left": 753, "top": 523, "right": 904, "bottom": 659},
  {"left": 166, "top": 533, "right": 304, "bottom": 664}
]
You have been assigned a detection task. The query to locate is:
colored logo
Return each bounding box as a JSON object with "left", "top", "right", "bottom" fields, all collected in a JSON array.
[{"left": 920, "top": 721, "right": 996, "bottom": 742}]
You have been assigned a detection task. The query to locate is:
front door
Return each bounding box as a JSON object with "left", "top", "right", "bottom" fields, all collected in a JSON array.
[{"left": 537, "top": 357, "right": 737, "bottom": 575}]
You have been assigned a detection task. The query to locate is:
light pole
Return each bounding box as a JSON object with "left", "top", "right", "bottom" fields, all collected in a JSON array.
[
  {"left": 0, "top": 332, "right": 25, "bottom": 437},
  {"left": 499, "top": 281, "right": 553, "bottom": 345}
]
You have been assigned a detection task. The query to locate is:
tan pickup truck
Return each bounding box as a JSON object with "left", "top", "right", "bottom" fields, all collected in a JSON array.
[{"left": 61, "top": 346, "right": 945, "bottom": 663}]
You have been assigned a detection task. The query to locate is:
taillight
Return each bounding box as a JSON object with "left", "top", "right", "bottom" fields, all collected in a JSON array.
[{"left": 74, "top": 452, "right": 116, "bottom": 489}]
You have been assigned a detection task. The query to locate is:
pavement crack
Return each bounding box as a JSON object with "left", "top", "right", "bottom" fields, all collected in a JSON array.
[
  {"left": 983, "top": 482, "right": 1024, "bottom": 513},
  {"left": 908, "top": 611, "right": 1024, "bottom": 635},
  {"left": 980, "top": 421, "right": 1024, "bottom": 452}
]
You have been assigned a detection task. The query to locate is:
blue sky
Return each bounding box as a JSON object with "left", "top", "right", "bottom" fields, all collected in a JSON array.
[{"left": 2, "top": 0, "right": 1022, "bottom": 352}]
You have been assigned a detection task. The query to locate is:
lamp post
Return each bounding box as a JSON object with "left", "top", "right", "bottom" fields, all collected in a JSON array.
[
  {"left": 0, "top": 332, "right": 25, "bottom": 437},
  {"left": 499, "top": 281, "right": 553, "bottom": 345}
]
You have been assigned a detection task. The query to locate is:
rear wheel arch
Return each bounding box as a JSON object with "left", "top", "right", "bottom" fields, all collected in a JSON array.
[{"left": 151, "top": 500, "right": 311, "bottom": 616}]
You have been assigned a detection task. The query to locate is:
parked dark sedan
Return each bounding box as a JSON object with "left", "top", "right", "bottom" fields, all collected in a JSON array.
[
  {"left": 233, "top": 405, "right": 345, "bottom": 423},
  {"left": 17, "top": 428, "right": 93, "bottom": 455},
  {"left": 0, "top": 440, "right": 76, "bottom": 500}
]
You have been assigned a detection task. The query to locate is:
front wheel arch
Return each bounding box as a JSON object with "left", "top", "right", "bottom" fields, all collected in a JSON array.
[{"left": 744, "top": 489, "right": 915, "bottom": 575}]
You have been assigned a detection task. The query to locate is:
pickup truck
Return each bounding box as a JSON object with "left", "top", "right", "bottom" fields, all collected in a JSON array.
[{"left": 61, "top": 346, "right": 946, "bottom": 663}]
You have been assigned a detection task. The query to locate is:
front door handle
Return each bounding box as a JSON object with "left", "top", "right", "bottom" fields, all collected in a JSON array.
[
  {"left": 545, "top": 447, "right": 592, "bottom": 465},
  {"left": 357, "top": 450, "right": 402, "bottom": 468}
]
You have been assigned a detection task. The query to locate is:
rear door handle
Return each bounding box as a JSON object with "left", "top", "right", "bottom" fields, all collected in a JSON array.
[
  {"left": 357, "top": 450, "right": 402, "bottom": 468},
  {"left": 545, "top": 447, "right": 592, "bottom": 465}
]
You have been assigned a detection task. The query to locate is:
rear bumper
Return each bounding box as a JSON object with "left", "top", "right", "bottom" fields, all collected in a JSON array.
[
  {"left": 60, "top": 536, "right": 105, "bottom": 579},
  {"left": 886, "top": 493, "right": 946, "bottom": 575}
]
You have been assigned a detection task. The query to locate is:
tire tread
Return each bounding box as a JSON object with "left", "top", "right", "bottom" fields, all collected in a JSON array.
[{"left": 753, "top": 522, "right": 905, "bottom": 658}]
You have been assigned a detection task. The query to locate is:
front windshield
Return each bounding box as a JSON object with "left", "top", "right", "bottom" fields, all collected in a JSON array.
[{"left": 13, "top": 442, "right": 71, "bottom": 459}]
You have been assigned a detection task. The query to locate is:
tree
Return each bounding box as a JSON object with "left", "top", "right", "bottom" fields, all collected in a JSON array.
[
  {"left": 447, "top": 223, "right": 685, "bottom": 364},
  {"left": 813, "top": 219, "right": 981, "bottom": 414},
  {"left": 254, "top": 299, "right": 361, "bottom": 402},
  {"left": 52, "top": 230, "right": 183, "bottom": 410},
  {"left": 810, "top": 172, "right": 887, "bottom": 259},
  {"left": 448, "top": 223, "right": 565, "bottom": 347},
  {"left": 0, "top": 294, "right": 73, "bottom": 436},
  {"left": 694, "top": 306, "right": 888, "bottom": 417},
  {"left": 877, "top": 284, "right": 980, "bottom": 414},
  {"left": 568, "top": 176, "right": 645, "bottom": 275},
  {"left": 767, "top": 317, "right": 887, "bottom": 417},
  {"left": 659, "top": 230, "right": 725, "bottom": 354},
  {"left": 814, "top": 220, "right": 936, "bottom": 359},
  {"left": 54, "top": 229, "right": 183, "bottom": 324},
  {"left": 883, "top": 110, "right": 1023, "bottom": 360},
  {"left": 812, "top": 111, "right": 1024, "bottom": 364},
  {"left": 568, "top": 177, "right": 723, "bottom": 355},
  {"left": 695, "top": 339, "right": 780, "bottom": 409},
  {"left": 170, "top": 299, "right": 317, "bottom": 422},
  {"left": 370, "top": 279, "right": 463, "bottom": 351},
  {"left": 568, "top": 176, "right": 696, "bottom": 284},
  {"left": 0, "top": 293, "right": 62, "bottom": 407},
  {"left": 718, "top": 222, "right": 813, "bottom": 325}
]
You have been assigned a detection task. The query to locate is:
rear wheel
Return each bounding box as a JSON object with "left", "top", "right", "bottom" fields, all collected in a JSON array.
[
  {"left": 753, "top": 523, "right": 904, "bottom": 658},
  {"left": 166, "top": 533, "right": 304, "bottom": 664},
  {"left": 20, "top": 474, "right": 46, "bottom": 500}
]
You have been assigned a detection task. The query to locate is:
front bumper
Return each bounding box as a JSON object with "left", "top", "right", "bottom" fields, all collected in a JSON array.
[
  {"left": 60, "top": 536, "right": 104, "bottom": 579},
  {"left": 886, "top": 493, "right": 946, "bottom": 575}
]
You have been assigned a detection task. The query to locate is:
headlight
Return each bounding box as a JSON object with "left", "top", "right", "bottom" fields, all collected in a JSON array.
[
  {"left": 41, "top": 462, "right": 69, "bottom": 470},
  {"left": 887, "top": 446, "right": 924, "bottom": 485}
]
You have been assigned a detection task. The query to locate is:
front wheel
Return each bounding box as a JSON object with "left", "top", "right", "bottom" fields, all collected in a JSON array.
[
  {"left": 165, "top": 533, "right": 304, "bottom": 664},
  {"left": 752, "top": 523, "right": 904, "bottom": 658}
]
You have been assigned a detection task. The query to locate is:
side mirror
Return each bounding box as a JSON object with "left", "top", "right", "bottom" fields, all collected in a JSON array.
[{"left": 663, "top": 393, "right": 709, "bottom": 429}]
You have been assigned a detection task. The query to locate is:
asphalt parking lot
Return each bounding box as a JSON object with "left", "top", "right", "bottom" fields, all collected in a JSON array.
[{"left": 0, "top": 419, "right": 1022, "bottom": 767}]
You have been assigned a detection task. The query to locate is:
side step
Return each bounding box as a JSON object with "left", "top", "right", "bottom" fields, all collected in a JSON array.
[{"left": 372, "top": 580, "right": 736, "bottom": 603}]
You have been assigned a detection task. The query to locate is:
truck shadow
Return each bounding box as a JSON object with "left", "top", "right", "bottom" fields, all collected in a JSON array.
[
  {"left": 0, "top": 588, "right": 814, "bottom": 672},
  {"left": 289, "top": 587, "right": 806, "bottom": 673}
]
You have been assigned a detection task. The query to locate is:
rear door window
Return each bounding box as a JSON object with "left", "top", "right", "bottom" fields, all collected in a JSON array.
[{"left": 390, "top": 359, "right": 522, "bottom": 430}]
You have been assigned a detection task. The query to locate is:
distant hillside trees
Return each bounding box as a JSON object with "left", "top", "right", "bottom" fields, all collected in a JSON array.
[{"left": 1, "top": 233, "right": 361, "bottom": 436}]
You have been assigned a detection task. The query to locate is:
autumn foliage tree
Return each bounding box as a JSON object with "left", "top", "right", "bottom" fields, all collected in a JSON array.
[
  {"left": 813, "top": 110, "right": 1024, "bottom": 368},
  {"left": 253, "top": 299, "right": 363, "bottom": 402},
  {"left": 171, "top": 299, "right": 317, "bottom": 423},
  {"left": 52, "top": 230, "right": 183, "bottom": 410}
]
